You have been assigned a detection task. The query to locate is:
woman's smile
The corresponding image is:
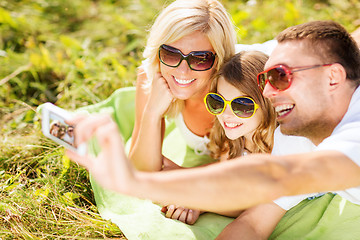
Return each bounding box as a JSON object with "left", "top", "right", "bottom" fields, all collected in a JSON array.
[{"left": 173, "top": 76, "right": 196, "bottom": 86}]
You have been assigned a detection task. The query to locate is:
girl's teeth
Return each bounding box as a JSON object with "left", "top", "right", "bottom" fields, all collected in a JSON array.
[{"left": 225, "top": 122, "right": 241, "bottom": 128}]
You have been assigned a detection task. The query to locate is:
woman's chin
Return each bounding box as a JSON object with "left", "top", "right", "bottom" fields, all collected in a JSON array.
[{"left": 170, "top": 90, "right": 191, "bottom": 100}]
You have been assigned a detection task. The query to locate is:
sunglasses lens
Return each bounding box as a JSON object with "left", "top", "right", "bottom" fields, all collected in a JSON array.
[
  {"left": 258, "top": 66, "right": 291, "bottom": 91},
  {"left": 257, "top": 73, "right": 266, "bottom": 91},
  {"left": 231, "top": 98, "right": 256, "bottom": 118},
  {"left": 159, "top": 45, "right": 215, "bottom": 71},
  {"left": 268, "top": 67, "right": 290, "bottom": 90},
  {"left": 188, "top": 52, "right": 215, "bottom": 71},
  {"left": 159, "top": 45, "right": 182, "bottom": 67},
  {"left": 205, "top": 94, "right": 225, "bottom": 115}
]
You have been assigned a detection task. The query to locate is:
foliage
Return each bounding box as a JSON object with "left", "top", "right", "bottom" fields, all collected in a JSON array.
[{"left": 0, "top": 0, "right": 359, "bottom": 238}]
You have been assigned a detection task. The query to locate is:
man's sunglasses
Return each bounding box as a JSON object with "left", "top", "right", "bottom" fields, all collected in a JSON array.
[
  {"left": 257, "top": 64, "right": 333, "bottom": 92},
  {"left": 159, "top": 44, "right": 216, "bottom": 71},
  {"left": 204, "top": 93, "right": 259, "bottom": 119}
]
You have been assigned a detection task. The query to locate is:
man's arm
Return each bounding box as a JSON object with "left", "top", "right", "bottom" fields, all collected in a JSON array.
[
  {"left": 67, "top": 116, "right": 360, "bottom": 212},
  {"left": 134, "top": 150, "right": 360, "bottom": 212}
]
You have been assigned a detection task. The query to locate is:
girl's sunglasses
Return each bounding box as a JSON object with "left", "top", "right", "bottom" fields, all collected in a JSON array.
[
  {"left": 159, "top": 44, "right": 216, "bottom": 71},
  {"left": 204, "top": 93, "right": 259, "bottom": 119},
  {"left": 257, "top": 64, "right": 333, "bottom": 92}
]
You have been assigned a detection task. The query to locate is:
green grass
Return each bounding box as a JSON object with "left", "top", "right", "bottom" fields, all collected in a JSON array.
[{"left": 1, "top": 0, "right": 360, "bottom": 238}]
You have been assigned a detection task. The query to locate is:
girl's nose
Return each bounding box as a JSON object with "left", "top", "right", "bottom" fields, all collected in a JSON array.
[{"left": 221, "top": 104, "right": 234, "bottom": 117}]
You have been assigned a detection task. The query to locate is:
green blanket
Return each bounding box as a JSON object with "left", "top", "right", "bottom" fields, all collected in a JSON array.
[
  {"left": 270, "top": 193, "right": 360, "bottom": 240},
  {"left": 39, "top": 87, "right": 360, "bottom": 239}
]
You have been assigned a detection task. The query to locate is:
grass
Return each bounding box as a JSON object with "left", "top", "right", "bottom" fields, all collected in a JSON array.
[
  {"left": 1, "top": 0, "right": 360, "bottom": 238},
  {"left": 1, "top": 107, "right": 124, "bottom": 239}
]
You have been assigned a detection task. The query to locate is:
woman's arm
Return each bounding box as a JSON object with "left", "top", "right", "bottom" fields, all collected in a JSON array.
[
  {"left": 128, "top": 69, "right": 173, "bottom": 171},
  {"left": 216, "top": 203, "right": 286, "bottom": 240}
]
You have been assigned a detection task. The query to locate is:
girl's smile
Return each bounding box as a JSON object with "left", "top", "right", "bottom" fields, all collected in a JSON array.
[{"left": 216, "top": 77, "right": 262, "bottom": 142}]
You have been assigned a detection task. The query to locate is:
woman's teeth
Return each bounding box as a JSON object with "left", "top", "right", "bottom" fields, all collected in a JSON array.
[
  {"left": 275, "top": 104, "right": 294, "bottom": 117},
  {"left": 174, "top": 77, "right": 195, "bottom": 85}
]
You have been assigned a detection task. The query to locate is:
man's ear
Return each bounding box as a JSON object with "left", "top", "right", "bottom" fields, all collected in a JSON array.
[{"left": 328, "top": 63, "right": 346, "bottom": 89}]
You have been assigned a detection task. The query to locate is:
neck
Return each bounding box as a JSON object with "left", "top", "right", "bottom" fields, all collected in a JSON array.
[
  {"left": 244, "top": 137, "right": 255, "bottom": 153},
  {"left": 309, "top": 83, "right": 357, "bottom": 145}
]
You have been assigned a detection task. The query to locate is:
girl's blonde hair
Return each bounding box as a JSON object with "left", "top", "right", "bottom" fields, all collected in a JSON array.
[
  {"left": 207, "top": 51, "right": 277, "bottom": 159},
  {"left": 142, "top": 0, "right": 236, "bottom": 118}
]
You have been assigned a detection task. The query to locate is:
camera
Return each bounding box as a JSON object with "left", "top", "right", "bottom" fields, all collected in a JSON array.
[{"left": 41, "top": 102, "right": 86, "bottom": 156}]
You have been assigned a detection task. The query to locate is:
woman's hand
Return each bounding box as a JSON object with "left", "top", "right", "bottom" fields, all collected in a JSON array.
[
  {"left": 146, "top": 73, "right": 174, "bottom": 117},
  {"left": 161, "top": 205, "right": 202, "bottom": 225},
  {"left": 65, "top": 114, "right": 135, "bottom": 194}
]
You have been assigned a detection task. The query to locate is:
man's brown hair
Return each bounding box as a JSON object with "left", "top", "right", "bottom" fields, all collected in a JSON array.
[{"left": 277, "top": 20, "right": 360, "bottom": 85}]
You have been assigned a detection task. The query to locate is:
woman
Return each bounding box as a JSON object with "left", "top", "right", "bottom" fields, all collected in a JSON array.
[
  {"left": 129, "top": 0, "right": 236, "bottom": 172},
  {"left": 70, "top": 0, "right": 239, "bottom": 239}
]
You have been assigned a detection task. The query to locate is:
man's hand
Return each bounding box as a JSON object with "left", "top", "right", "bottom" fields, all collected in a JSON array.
[{"left": 66, "top": 114, "right": 135, "bottom": 194}]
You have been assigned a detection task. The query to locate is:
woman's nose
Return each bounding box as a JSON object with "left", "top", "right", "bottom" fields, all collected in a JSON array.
[{"left": 176, "top": 59, "right": 191, "bottom": 73}]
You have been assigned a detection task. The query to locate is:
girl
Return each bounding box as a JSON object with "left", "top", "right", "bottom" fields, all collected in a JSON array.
[
  {"left": 206, "top": 51, "right": 276, "bottom": 160},
  {"left": 205, "top": 51, "right": 284, "bottom": 239}
]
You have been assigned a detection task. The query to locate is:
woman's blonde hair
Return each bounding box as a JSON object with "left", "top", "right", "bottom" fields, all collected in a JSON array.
[
  {"left": 207, "top": 51, "right": 277, "bottom": 160},
  {"left": 142, "top": 0, "right": 236, "bottom": 118}
]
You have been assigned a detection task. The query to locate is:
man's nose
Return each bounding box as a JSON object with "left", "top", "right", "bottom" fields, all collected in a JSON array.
[{"left": 262, "top": 81, "right": 278, "bottom": 99}]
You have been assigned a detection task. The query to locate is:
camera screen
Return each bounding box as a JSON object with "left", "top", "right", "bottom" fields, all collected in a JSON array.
[{"left": 49, "top": 112, "right": 75, "bottom": 147}]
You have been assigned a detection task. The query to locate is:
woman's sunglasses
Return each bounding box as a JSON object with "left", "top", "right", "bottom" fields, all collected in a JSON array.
[
  {"left": 159, "top": 44, "right": 216, "bottom": 71},
  {"left": 257, "top": 64, "right": 333, "bottom": 92},
  {"left": 204, "top": 93, "right": 259, "bottom": 119}
]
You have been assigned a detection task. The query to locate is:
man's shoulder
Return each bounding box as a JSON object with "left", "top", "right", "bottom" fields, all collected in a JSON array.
[{"left": 272, "top": 127, "right": 315, "bottom": 156}]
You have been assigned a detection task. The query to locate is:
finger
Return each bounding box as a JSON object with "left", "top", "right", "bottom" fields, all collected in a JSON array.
[
  {"left": 165, "top": 205, "right": 176, "bottom": 218},
  {"left": 74, "top": 114, "right": 113, "bottom": 145},
  {"left": 186, "top": 209, "right": 194, "bottom": 225},
  {"left": 186, "top": 209, "right": 200, "bottom": 225},
  {"left": 170, "top": 207, "right": 185, "bottom": 220},
  {"left": 66, "top": 149, "right": 93, "bottom": 170},
  {"left": 93, "top": 121, "right": 130, "bottom": 177},
  {"left": 154, "top": 72, "right": 162, "bottom": 80},
  {"left": 94, "top": 120, "right": 124, "bottom": 152},
  {"left": 65, "top": 114, "right": 88, "bottom": 126},
  {"left": 160, "top": 76, "right": 173, "bottom": 95},
  {"left": 178, "top": 209, "right": 189, "bottom": 223},
  {"left": 161, "top": 206, "right": 168, "bottom": 213}
]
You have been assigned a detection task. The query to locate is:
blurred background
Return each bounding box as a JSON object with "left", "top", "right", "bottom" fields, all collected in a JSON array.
[{"left": 1, "top": 0, "right": 359, "bottom": 238}]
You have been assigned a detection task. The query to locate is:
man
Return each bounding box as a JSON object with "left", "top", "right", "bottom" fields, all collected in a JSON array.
[{"left": 68, "top": 21, "right": 360, "bottom": 238}]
